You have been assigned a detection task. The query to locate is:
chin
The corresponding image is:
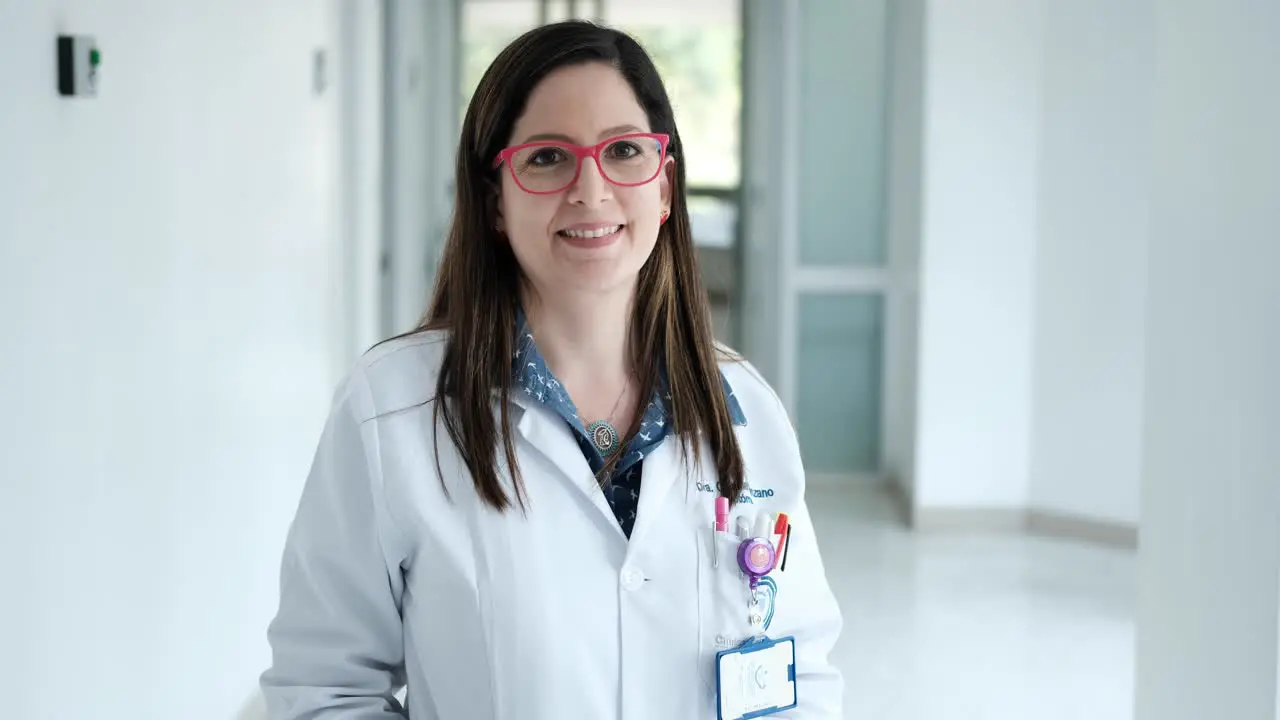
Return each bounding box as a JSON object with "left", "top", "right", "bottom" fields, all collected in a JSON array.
[
  {"left": 558, "top": 265, "right": 642, "bottom": 296},
  {"left": 550, "top": 251, "right": 649, "bottom": 294}
]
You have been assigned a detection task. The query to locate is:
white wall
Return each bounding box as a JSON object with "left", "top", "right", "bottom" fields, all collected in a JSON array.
[
  {"left": 1027, "top": 0, "right": 1153, "bottom": 527},
  {"left": 1134, "top": 1, "right": 1280, "bottom": 716},
  {"left": 908, "top": 1, "right": 1158, "bottom": 530},
  {"left": 912, "top": 0, "right": 1044, "bottom": 510},
  {"left": 0, "top": 2, "right": 347, "bottom": 717},
  {"left": 882, "top": 0, "right": 925, "bottom": 498},
  {"left": 738, "top": 0, "right": 789, "bottom": 388}
]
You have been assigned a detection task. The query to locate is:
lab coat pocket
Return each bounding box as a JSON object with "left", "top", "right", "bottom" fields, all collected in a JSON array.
[{"left": 695, "top": 530, "right": 755, "bottom": 692}]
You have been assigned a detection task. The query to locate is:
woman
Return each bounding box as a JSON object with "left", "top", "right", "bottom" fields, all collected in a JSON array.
[{"left": 261, "top": 21, "right": 842, "bottom": 719}]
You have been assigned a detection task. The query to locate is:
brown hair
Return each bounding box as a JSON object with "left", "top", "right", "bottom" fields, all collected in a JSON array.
[{"left": 417, "top": 20, "right": 744, "bottom": 512}]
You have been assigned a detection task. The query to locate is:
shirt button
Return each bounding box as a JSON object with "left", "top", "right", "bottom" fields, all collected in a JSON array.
[{"left": 621, "top": 566, "right": 645, "bottom": 591}]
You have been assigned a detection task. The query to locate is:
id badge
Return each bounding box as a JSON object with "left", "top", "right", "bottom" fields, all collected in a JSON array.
[{"left": 715, "top": 635, "right": 798, "bottom": 720}]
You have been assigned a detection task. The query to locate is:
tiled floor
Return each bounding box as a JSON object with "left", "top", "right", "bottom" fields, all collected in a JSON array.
[{"left": 809, "top": 485, "right": 1136, "bottom": 720}]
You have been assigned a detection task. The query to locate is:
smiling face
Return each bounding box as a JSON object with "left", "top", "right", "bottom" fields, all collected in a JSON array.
[{"left": 496, "top": 62, "right": 673, "bottom": 300}]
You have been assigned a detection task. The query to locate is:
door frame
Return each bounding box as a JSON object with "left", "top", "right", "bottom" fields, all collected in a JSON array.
[
  {"left": 374, "top": 0, "right": 459, "bottom": 339},
  {"left": 740, "top": 0, "right": 895, "bottom": 482}
]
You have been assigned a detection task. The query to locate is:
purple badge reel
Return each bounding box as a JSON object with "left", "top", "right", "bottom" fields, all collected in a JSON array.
[
  {"left": 715, "top": 535, "right": 796, "bottom": 719},
  {"left": 737, "top": 538, "right": 775, "bottom": 585},
  {"left": 737, "top": 537, "right": 779, "bottom": 630}
]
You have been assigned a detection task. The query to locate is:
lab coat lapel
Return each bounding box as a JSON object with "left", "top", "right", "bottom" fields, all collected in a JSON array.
[
  {"left": 506, "top": 389, "right": 626, "bottom": 541},
  {"left": 629, "top": 435, "right": 702, "bottom": 548}
]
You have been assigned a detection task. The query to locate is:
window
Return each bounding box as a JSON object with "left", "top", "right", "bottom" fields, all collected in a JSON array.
[
  {"left": 460, "top": 0, "right": 741, "bottom": 191},
  {"left": 460, "top": 1, "right": 540, "bottom": 118}
]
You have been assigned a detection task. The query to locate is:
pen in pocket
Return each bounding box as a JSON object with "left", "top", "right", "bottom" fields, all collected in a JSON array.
[
  {"left": 780, "top": 523, "right": 793, "bottom": 572},
  {"left": 770, "top": 513, "right": 790, "bottom": 572},
  {"left": 710, "top": 521, "right": 719, "bottom": 568}
]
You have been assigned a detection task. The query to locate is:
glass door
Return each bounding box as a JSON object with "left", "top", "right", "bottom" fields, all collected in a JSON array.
[
  {"left": 741, "top": 0, "right": 890, "bottom": 481},
  {"left": 791, "top": 0, "right": 890, "bottom": 479}
]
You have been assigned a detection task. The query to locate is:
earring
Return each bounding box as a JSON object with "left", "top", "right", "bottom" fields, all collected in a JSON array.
[{"left": 660, "top": 210, "right": 669, "bottom": 225}]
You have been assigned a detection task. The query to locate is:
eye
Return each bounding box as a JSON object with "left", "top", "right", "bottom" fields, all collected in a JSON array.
[
  {"left": 526, "top": 147, "right": 568, "bottom": 167},
  {"left": 604, "top": 140, "right": 645, "bottom": 160}
]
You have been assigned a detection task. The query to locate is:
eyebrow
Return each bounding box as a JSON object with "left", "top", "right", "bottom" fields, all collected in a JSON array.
[{"left": 520, "top": 124, "right": 646, "bottom": 145}]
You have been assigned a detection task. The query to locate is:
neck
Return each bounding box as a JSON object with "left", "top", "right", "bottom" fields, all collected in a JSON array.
[{"left": 522, "top": 285, "right": 634, "bottom": 388}]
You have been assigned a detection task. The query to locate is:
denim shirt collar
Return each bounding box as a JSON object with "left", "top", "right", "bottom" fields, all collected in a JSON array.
[{"left": 511, "top": 309, "right": 748, "bottom": 435}]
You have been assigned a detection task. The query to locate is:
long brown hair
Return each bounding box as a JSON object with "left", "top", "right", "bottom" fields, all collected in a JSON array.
[{"left": 418, "top": 21, "right": 744, "bottom": 512}]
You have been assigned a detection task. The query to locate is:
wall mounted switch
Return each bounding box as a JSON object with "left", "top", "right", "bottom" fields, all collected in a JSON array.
[{"left": 57, "top": 35, "right": 101, "bottom": 97}]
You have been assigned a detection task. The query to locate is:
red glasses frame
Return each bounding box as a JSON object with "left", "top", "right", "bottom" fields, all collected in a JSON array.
[{"left": 492, "top": 132, "right": 671, "bottom": 195}]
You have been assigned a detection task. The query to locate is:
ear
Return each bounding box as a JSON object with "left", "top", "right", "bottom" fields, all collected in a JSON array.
[{"left": 659, "top": 156, "right": 676, "bottom": 215}]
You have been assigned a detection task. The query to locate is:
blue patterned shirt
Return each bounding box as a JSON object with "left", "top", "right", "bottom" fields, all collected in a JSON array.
[{"left": 513, "top": 316, "right": 747, "bottom": 537}]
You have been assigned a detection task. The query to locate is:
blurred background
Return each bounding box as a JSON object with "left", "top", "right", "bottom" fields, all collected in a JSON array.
[{"left": 1, "top": 1, "right": 1276, "bottom": 719}]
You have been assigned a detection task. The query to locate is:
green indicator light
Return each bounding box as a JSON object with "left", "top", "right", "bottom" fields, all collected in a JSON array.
[{"left": 89, "top": 48, "right": 101, "bottom": 67}]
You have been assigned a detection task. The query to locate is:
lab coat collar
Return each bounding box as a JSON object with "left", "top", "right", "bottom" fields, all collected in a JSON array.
[
  {"left": 502, "top": 386, "right": 699, "bottom": 551},
  {"left": 499, "top": 309, "right": 744, "bottom": 546},
  {"left": 503, "top": 388, "right": 628, "bottom": 542},
  {"left": 627, "top": 432, "right": 706, "bottom": 549}
]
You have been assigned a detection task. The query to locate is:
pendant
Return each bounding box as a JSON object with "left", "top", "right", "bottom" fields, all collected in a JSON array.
[{"left": 587, "top": 419, "right": 620, "bottom": 456}]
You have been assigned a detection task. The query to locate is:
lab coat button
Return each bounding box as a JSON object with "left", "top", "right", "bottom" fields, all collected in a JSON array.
[{"left": 621, "top": 566, "right": 645, "bottom": 591}]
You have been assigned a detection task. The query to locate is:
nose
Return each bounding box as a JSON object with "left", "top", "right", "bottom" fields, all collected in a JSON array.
[{"left": 566, "top": 155, "right": 613, "bottom": 206}]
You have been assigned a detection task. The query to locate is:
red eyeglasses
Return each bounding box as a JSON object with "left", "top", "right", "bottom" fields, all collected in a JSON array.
[{"left": 493, "top": 132, "right": 670, "bottom": 195}]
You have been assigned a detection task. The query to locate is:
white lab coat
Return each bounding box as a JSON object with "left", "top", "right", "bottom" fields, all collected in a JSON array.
[{"left": 261, "top": 331, "right": 843, "bottom": 719}]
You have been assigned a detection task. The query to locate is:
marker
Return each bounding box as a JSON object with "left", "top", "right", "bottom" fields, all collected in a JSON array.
[
  {"left": 770, "top": 513, "right": 790, "bottom": 572},
  {"left": 753, "top": 512, "right": 772, "bottom": 540},
  {"left": 735, "top": 515, "right": 750, "bottom": 540},
  {"left": 715, "top": 496, "right": 729, "bottom": 533}
]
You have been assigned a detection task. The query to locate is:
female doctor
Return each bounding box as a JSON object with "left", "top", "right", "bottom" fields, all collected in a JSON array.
[{"left": 261, "top": 20, "right": 843, "bottom": 719}]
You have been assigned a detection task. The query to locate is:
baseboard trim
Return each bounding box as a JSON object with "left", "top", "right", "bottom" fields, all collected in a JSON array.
[
  {"left": 1027, "top": 509, "right": 1139, "bottom": 550},
  {"left": 887, "top": 477, "right": 914, "bottom": 526},
  {"left": 885, "top": 482, "right": 1138, "bottom": 550},
  {"left": 912, "top": 506, "right": 1027, "bottom": 533}
]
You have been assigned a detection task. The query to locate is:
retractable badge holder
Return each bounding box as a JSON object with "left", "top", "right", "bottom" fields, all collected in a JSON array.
[
  {"left": 737, "top": 538, "right": 778, "bottom": 634},
  {"left": 718, "top": 535, "right": 795, "bottom": 719}
]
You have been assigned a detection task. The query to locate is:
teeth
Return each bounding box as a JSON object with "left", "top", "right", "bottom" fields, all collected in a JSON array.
[{"left": 561, "top": 225, "right": 621, "bottom": 239}]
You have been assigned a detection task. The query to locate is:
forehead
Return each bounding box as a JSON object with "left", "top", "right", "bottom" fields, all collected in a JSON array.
[{"left": 509, "top": 62, "right": 652, "bottom": 145}]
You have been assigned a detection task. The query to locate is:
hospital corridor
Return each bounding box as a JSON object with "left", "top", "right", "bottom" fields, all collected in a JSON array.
[
  {"left": 812, "top": 486, "right": 1135, "bottom": 719},
  {"left": 2, "top": 1, "right": 1277, "bottom": 719}
]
